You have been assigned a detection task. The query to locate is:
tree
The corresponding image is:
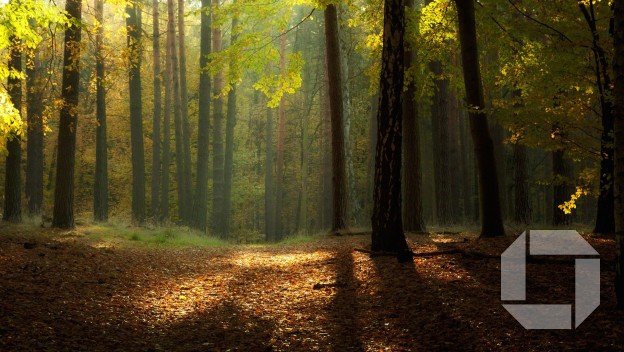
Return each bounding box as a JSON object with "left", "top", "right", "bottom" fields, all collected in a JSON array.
[
  {"left": 191, "top": 0, "right": 212, "bottom": 231},
  {"left": 370, "top": 0, "right": 410, "bottom": 260},
  {"left": 614, "top": 0, "right": 624, "bottom": 308},
  {"left": 402, "top": 0, "right": 425, "bottom": 233},
  {"left": 127, "top": 0, "right": 146, "bottom": 224},
  {"left": 151, "top": 0, "right": 162, "bottom": 220},
  {"left": 161, "top": 0, "right": 174, "bottom": 221},
  {"left": 52, "top": 0, "right": 82, "bottom": 229},
  {"left": 178, "top": 0, "right": 192, "bottom": 219},
  {"left": 265, "top": 105, "right": 276, "bottom": 241},
  {"left": 25, "top": 43, "right": 44, "bottom": 217},
  {"left": 275, "top": 32, "right": 287, "bottom": 238},
  {"left": 4, "top": 35, "right": 22, "bottom": 223},
  {"left": 223, "top": 14, "right": 239, "bottom": 238},
  {"left": 93, "top": 0, "right": 108, "bottom": 222},
  {"left": 455, "top": 0, "right": 504, "bottom": 238},
  {"left": 212, "top": 0, "right": 225, "bottom": 237},
  {"left": 324, "top": 4, "right": 348, "bottom": 234}
]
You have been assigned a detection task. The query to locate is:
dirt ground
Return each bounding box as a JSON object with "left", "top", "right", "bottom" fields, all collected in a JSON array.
[{"left": 1, "top": 226, "right": 623, "bottom": 351}]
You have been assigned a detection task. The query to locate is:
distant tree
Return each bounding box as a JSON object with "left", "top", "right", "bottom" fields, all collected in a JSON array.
[
  {"left": 151, "top": 0, "right": 162, "bottom": 220},
  {"left": 275, "top": 33, "right": 287, "bottom": 239},
  {"left": 370, "top": 0, "right": 411, "bottom": 260},
  {"left": 402, "top": 0, "right": 426, "bottom": 234},
  {"left": 455, "top": 0, "right": 504, "bottom": 237},
  {"left": 4, "top": 35, "right": 22, "bottom": 223},
  {"left": 94, "top": 0, "right": 108, "bottom": 222},
  {"left": 25, "top": 44, "right": 44, "bottom": 217},
  {"left": 265, "top": 105, "right": 276, "bottom": 241},
  {"left": 161, "top": 0, "right": 174, "bottom": 221},
  {"left": 191, "top": 0, "right": 212, "bottom": 231},
  {"left": 52, "top": 0, "right": 82, "bottom": 229},
  {"left": 178, "top": 0, "right": 192, "bottom": 219},
  {"left": 126, "top": 0, "right": 146, "bottom": 224},
  {"left": 212, "top": 0, "right": 226, "bottom": 237},
  {"left": 324, "top": 4, "right": 348, "bottom": 234},
  {"left": 513, "top": 143, "right": 531, "bottom": 224},
  {"left": 613, "top": 0, "right": 624, "bottom": 308}
]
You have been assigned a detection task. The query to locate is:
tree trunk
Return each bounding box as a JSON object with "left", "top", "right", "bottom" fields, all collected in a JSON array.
[
  {"left": 318, "top": 57, "right": 332, "bottom": 231},
  {"left": 455, "top": 0, "right": 504, "bottom": 237},
  {"left": 52, "top": 0, "right": 82, "bottom": 229},
  {"left": 178, "top": 0, "right": 192, "bottom": 220},
  {"left": 167, "top": 0, "right": 184, "bottom": 222},
  {"left": 324, "top": 4, "right": 348, "bottom": 233},
  {"left": 371, "top": 0, "right": 410, "bottom": 259},
  {"left": 613, "top": 0, "right": 624, "bottom": 307},
  {"left": 223, "top": 14, "right": 239, "bottom": 238},
  {"left": 513, "top": 143, "right": 531, "bottom": 224},
  {"left": 127, "top": 0, "right": 146, "bottom": 224},
  {"left": 274, "top": 33, "right": 287, "bottom": 239},
  {"left": 212, "top": 0, "right": 225, "bottom": 237},
  {"left": 4, "top": 36, "right": 22, "bottom": 223},
  {"left": 191, "top": 0, "right": 211, "bottom": 231},
  {"left": 552, "top": 148, "right": 573, "bottom": 226},
  {"left": 367, "top": 88, "right": 379, "bottom": 226},
  {"left": 402, "top": 0, "right": 425, "bottom": 233},
  {"left": 93, "top": 0, "right": 108, "bottom": 222},
  {"left": 265, "top": 106, "right": 276, "bottom": 241},
  {"left": 151, "top": 0, "right": 161, "bottom": 220},
  {"left": 161, "top": 0, "right": 174, "bottom": 221},
  {"left": 25, "top": 44, "right": 44, "bottom": 217}
]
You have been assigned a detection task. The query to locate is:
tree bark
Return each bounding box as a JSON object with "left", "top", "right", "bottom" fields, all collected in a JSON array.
[
  {"left": 513, "top": 143, "right": 531, "bottom": 224},
  {"left": 265, "top": 106, "right": 276, "bottom": 241},
  {"left": 402, "top": 0, "right": 426, "bottom": 233},
  {"left": 93, "top": 0, "right": 108, "bottom": 222},
  {"left": 127, "top": 0, "right": 146, "bottom": 224},
  {"left": 151, "top": 0, "right": 161, "bottom": 220},
  {"left": 455, "top": 0, "right": 504, "bottom": 237},
  {"left": 25, "top": 43, "right": 44, "bottom": 217},
  {"left": 191, "top": 0, "right": 212, "bottom": 231},
  {"left": 4, "top": 36, "right": 22, "bottom": 223},
  {"left": 223, "top": 14, "right": 239, "bottom": 238},
  {"left": 275, "top": 33, "right": 287, "bottom": 239},
  {"left": 178, "top": 0, "right": 192, "bottom": 220},
  {"left": 371, "top": 0, "right": 410, "bottom": 260},
  {"left": 612, "top": 0, "right": 624, "bottom": 308},
  {"left": 52, "top": 0, "right": 82, "bottom": 229},
  {"left": 212, "top": 0, "right": 226, "bottom": 237},
  {"left": 324, "top": 4, "right": 348, "bottom": 233},
  {"left": 161, "top": 0, "right": 174, "bottom": 221}
]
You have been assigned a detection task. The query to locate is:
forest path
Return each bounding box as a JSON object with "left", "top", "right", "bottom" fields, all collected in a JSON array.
[{"left": 0, "top": 226, "right": 622, "bottom": 351}]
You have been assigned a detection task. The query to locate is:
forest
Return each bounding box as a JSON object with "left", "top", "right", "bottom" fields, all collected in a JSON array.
[{"left": 2, "top": 0, "right": 624, "bottom": 350}]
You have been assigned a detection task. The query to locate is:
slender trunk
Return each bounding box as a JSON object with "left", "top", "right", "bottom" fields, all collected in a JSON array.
[
  {"left": 127, "top": 0, "right": 146, "bottom": 224},
  {"left": 265, "top": 106, "right": 276, "bottom": 241},
  {"left": 151, "top": 0, "right": 161, "bottom": 220},
  {"left": 178, "top": 0, "right": 192, "bottom": 219},
  {"left": 168, "top": 0, "right": 184, "bottom": 222},
  {"left": 52, "top": 0, "right": 82, "bottom": 229},
  {"left": 371, "top": 0, "right": 410, "bottom": 260},
  {"left": 324, "top": 5, "right": 348, "bottom": 233},
  {"left": 212, "top": 0, "right": 225, "bottom": 237},
  {"left": 4, "top": 36, "right": 22, "bottom": 223},
  {"left": 25, "top": 45, "right": 44, "bottom": 217},
  {"left": 367, "top": 88, "right": 379, "bottom": 226},
  {"left": 274, "top": 33, "right": 287, "bottom": 239},
  {"left": 455, "top": 0, "right": 504, "bottom": 237},
  {"left": 191, "top": 0, "right": 211, "bottom": 231},
  {"left": 223, "top": 14, "right": 239, "bottom": 238},
  {"left": 402, "top": 0, "right": 425, "bottom": 233},
  {"left": 552, "top": 148, "right": 573, "bottom": 226},
  {"left": 94, "top": 0, "right": 108, "bottom": 222},
  {"left": 319, "top": 58, "right": 332, "bottom": 231},
  {"left": 513, "top": 143, "right": 531, "bottom": 224},
  {"left": 612, "top": 0, "right": 624, "bottom": 307},
  {"left": 161, "top": 13, "right": 173, "bottom": 221}
]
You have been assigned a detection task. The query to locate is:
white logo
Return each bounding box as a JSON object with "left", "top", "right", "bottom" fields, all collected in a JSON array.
[{"left": 501, "top": 230, "right": 600, "bottom": 329}]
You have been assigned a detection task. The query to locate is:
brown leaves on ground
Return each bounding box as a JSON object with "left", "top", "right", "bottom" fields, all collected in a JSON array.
[{"left": 1, "top": 228, "right": 623, "bottom": 351}]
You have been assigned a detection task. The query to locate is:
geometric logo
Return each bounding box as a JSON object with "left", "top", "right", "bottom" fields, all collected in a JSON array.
[{"left": 501, "top": 230, "right": 600, "bottom": 329}]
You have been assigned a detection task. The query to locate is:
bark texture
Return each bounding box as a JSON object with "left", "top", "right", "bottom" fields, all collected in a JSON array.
[{"left": 4, "top": 36, "right": 22, "bottom": 223}]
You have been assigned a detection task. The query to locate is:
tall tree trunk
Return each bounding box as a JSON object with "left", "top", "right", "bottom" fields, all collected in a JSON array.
[
  {"left": 274, "top": 33, "right": 287, "bottom": 239},
  {"left": 265, "top": 106, "right": 276, "bottom": 241},
  {"left": 93, "top": 0, "right": 108, "bottom": 222},
  {"left": 402, "top": 0, "right": 425, "bottom": 233},
  {"left": 318, "top": 58, "right": 332, "bottom": 231},
  {"left": 223, "top": 14, "right": 239, "bottom": 238},
  {"left": 52, "top": 0, "right": 82, "bottom": 229},
  {"left": 4, "top": 36, "right": 22, "bottom": 223},
  {"left": 513, "top": 143, "right": 531, "bottom": 224},
  {"left": 212, "top": 0, "right": 225, "bottom": 237},
  {"left": 455, "top": 0, "right": 504, "bottom": 237},
  {"left": 168, "top": 0, "right": 184, "bottom": 222},
  {"left": 127, "top": 0, "right": 146, "bottom": 224},
  {"left": 324, "top": 5, "right": 348, "bottom": 233},
  {"left": 191, "top": 0, "right": 211, "bottom": 231},
  {"left": 25, "top": 44, "right": 44, "bottom": 217},
  {"left": 552, "top": 148, "right": 573, "bottom": 226},
  {"left": 613, "top": 0, "right": 624, "bottom": 307},
  {"left": 367, "top": 88, "right": 379, "bottom": 226},
  {"left": 151, "top": 0, "right": 161, "bottom": 220},
  {"left": 371, "top": 0, "right": 410, "bottom": 260},
  {"left": 178, "top": 0, "right": 192, "bottom": 220},
  {"left": 161, "top": 8, "right": 173, "bottom": 221}
]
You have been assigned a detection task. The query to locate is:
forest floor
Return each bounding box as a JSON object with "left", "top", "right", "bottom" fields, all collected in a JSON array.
[{"left": 1, "top": 223, "right": 623, "bottom": 351}]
